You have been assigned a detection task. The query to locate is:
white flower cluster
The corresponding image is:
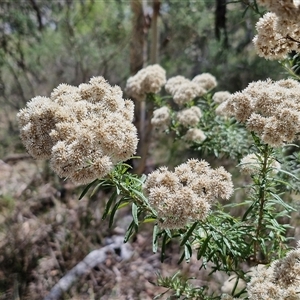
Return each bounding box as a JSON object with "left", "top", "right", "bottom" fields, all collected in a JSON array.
[
  {"left": 257, "top": 0, "right": 300, "bottom": 22},
  {"left": 213, "top": 91, "right": 232, "bottom": 117},
  {"left": 177, "top": 106, "right": 207, "bottom": 143},
  {"left": 151, "top": 106, "right": 171, "bottom": 130},
  {"left": 165, "top": 73, "right": 217, "bottom": 106},
  {"left": 127, "top": 66, "right": 217, "bottom": 144},
  {"left": 253, "top": 0, "right": 300, "bottom": 60},
  {"left": 143, "top": 159, "right": 234, "bottom": 229},
  {"left": 125, "top": 64, "right": 166, "bottom": 101},
  {"left": 213, "top": 91, "right": 231, "bottom": 104},
  {"left": 223, "top": 78, "right": 300, "bottom": 147},
  {"left": 247, "top": 242, "right": 300, "bottom": 299},
  {"left": 177, "top": 106, "right": 202, "bottom": 127},
  {"left": 151, "top": 105, "right": 206, "bottom": 142},
  {"left": 17, "top": 77, "right": 138, "bottom": 185}
]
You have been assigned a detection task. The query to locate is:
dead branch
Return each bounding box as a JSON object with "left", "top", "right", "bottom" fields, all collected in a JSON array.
[
  {"left": 43, "top": 241, "right": 123, "bottom": 300},
  {"left": 3, "top": 153, "right": 32, "bottom": 163}
]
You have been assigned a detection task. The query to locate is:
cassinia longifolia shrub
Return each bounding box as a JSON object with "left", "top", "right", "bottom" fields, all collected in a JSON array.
[{"left": 17, "top": 1, "right": 300, "bottom": 298}]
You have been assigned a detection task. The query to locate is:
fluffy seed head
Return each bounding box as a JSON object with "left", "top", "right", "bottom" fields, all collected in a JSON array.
[
  {"left": 125, "top": 64, "right": 166, "bottom": 101},
  {"left": 144, "top": 159, "right": 233, "bottom": 229},
  {"left": 17, "top": 77, "right": 138, "bottom": 185}
]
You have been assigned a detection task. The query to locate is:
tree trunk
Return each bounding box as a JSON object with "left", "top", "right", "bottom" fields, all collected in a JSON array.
[
  {"left": 150, "top": 0, "right": 161, "bottom": 64},
  {"left": 130, "top": 0, "right": 148, "bottom": 174},
  {"left": 130, "top": 0, "right": 147, "bottom": 75}
]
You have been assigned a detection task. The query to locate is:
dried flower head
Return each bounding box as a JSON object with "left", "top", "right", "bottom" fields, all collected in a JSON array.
[
  {"left": 165, "top": 75, "right": 191, "bottom": 95},
  {"left": 215, "top": 101, "right": 231, "bottom": 117},
  {"left": 176, "top": 106, "right": 202, "bottom": 127},
  {"left": 192, "top": 73, "right": 218, "bottom": 91},
  {"left": 165, "top": 75, "right": 206, "bottom": 106},
  {"left": 143, "top": 159, "right": 233, "bottom": 229},
  {"left": 125, "top": 64, "right": 166, "bottom": 101},
  {"left": 17, "top": 77, "right": 138, "bottom": 185},
  {"left": 17, "top": 96, "right": 62, "bottom": 159},
  {"left": 183, "top": 128, "right": 206, "bottom": 143},
  {"left": 213, "top": 91, "right": 231, "bottom": 104},
  {"left": 253, "top": 12, "right": 297, "bottom": 60},
  {"left": 173, "top": 82, "right": 206, "bottom": 106},
  {"left": 247, "top": 244, "right": 300, "bottom": 299},
  {"left": 151, "top": 106, "right": 171, "bottom": 129},
  {"left": 257, "top": 0, "right": 300, "bottom": 22},
  {"left": 223, "top": 78, "right": 300, "bottom": 146}
]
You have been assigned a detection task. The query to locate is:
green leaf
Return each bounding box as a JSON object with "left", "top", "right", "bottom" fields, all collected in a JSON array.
[
  {"left": 223, "top": 237, "right": 231, "bottom": 252},
  {"left": 161, "top": 231, "right": 169, "bottom": 262},
  {"left": 117, "top": 201, "right": 130, "bottom": 209},
  {"left": 197, "top": 236, "right": 211, "bottom": 260},
  {"left": 165, "top": 228, "right": 172, "bottom": 239},
  {"left": 277, "top": 168, "right": 300, "bottom": 180},
  {"left": 231, "top": 275, "right": 241, "bottom": 295},
  {"left": 79, "top": 179, "right": 98, "bottom": 200},
  {"left": 180, "top": 222, "right": 198, "bottom": 246},
  {"left": 132, "top": 189, "right": 148, "bottom": 203},
  {"left": 143, "top": 218, "right": 156, "bottom": 223},
  {"left": 132, "top": 202, "right": 139, "bottom": 225},
  {"left": 140, "top": 174, "right": 147, "bottom": 183},
  {"left": 109, "top": 200, "right": 121, "bottom": 227},
  {"left": 153, "top": 224, "right": 158, "bottom": 253},
  {"left": 124, "top": 220, "right": 136, "bottom": 242},
  {"left": 270, "top": 192, "right": 295, "bottom": 211},
  {"left": 128, "top": 177, "right": 143, "bottom": 187},
  {"left": 178, "top": 250, "right": 185, "bottom": 265},
  {"left": 102, "top": 189, "right": 118, "bottom": 220},
  {"left": 184, "top": 244, "right": 192, "bottom": 262},
  {"left": 90, "top": 180, "right": 106, "bottom": 197},
  {"left": 242, "top": 199, "right": 257, "bottom": 221}
]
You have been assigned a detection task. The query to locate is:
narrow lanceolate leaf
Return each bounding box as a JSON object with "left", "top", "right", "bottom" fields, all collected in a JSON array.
[
  {"left": 132, "top": 203, "right": 139, "bottom": 225},
  {"left": 165, "top": 228, "right": 172, "bottom": 239},
  {"left": 180, "top": 222, "right": 198, "bottom": 246},
  {"left": 116, "top": 201, "right": 130, "bottom": 209},
  {"left": 184, "top": 243, "right": 192, "bottom": 262},
  {"left": 161, "top": 232, "right": 169, "bottom": 262},
  {"left": 277, "top": 168, "right": 300, "bottom": 180},
  {"left": 132, "top": 189, "right": 148, "bottom": 203},
  {"left": 124, "top": 220, "right": 135, "bottom": 243},
  {"left": 242, "top": 200, "right": 257, "bottom": 221},
  {"left": 79, "top": 179, "right": 98, "bottom": 200},
  {"left": 270, "top": 192, "right": 295, "bottom": 211},
  {"left": 109, "top": 200, "right": 121, "bottom": 227},
  {"left": 178, "top": 250, "right": 185, "bottom": 265},
  {"left": 142, "top": 218, "right": 156, "bottom": 223},
  {"left": 153, "top": 224, "right": 159, "bottom": 253},
  {"left": 140, "top": 174, "right": 147, "bottom": 183},
  {"left": 90, "top": 180, "right": 106, "bottom": 197},
  {"left": 102, "top": 190, "right": 118, "bottom": 220},
  {"left": 197, "top": 236, "right": 211, "bottom": 260}
]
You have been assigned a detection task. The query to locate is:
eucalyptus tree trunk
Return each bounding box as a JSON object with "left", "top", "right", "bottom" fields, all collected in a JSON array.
[
  {"left": 130, "top": 0, "right": 147, "bottom": 75},
  {"left": 150, "top": 0, "right": 160, "bottom": 64},
  {"left": 130, "top": 0, "right": 161, "bottom": 175},
  {"left": 130, "top": 0, "right": 147, "bottom": 174}
]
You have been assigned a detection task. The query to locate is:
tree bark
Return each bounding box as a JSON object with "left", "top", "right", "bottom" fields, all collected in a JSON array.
[
  {"left": 130, "top": 0, "right": 147, "bottom": 75},
  {"left": 150, "top": 0, "right": 161, "bottom": 64},
  {"left": 130, "top": 0, "right": 148, "bottom": 174}
]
